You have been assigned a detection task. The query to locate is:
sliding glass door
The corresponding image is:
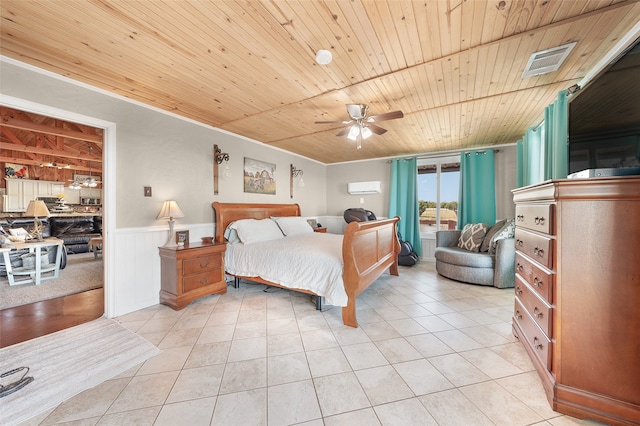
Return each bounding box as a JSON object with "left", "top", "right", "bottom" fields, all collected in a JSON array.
[{"left": 417, "top": 156, "right": 460, "bottom": 237}]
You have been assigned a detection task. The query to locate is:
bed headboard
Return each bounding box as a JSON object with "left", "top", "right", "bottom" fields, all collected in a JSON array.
[{"left": 212, "top": 202, "right": 302, "bottom": 243}]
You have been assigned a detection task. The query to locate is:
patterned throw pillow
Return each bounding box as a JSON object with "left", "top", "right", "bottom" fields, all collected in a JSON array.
[
  {"left": 489, "top": 220, "right": 515, "bottom": 254},
  {"left": 457, "top": 223, "right": 488, "bottom": 252},
  {"left": 480, "top": 219, "right": 507, "bottom": 252}
]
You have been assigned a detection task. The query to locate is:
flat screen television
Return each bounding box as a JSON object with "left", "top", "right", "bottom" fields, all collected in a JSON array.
[{"left": 567, "top": 37, "right": 640, "bottom": 177}]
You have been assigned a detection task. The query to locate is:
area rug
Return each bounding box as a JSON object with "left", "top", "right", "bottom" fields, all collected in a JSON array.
[
  {"left": 0, "top": 252, "right": 102, "bottom": 310},
  {"left": 0, "top": 317, "right": 161, "bottom": 426}
]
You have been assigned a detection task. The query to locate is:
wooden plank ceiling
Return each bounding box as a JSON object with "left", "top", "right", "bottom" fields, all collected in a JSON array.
[
  {"left": 0, "top": 106, "right": 103, "bottom": 182},
  {"left": 1, "top": 0, "right": 639, "bottom": 164}
]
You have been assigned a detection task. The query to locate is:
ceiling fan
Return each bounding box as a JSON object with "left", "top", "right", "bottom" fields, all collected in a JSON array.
[{"left": 315, "top": 104, "right": 404, "bottom": 149}]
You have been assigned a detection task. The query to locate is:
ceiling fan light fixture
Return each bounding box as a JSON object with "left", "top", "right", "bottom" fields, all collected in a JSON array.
[
  {"left": 361, "top": 126, "right": 373, "bottom": 139},
  {"left": 347, "top": 125, "right": 360, "bottom": 141},
  {"left": 315, "top": 49, "right": 332, "bottom": 65}
]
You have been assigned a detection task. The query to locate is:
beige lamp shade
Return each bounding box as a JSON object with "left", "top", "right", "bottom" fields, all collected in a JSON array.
[
  {"left": 25, "top": 200, "right": 51, "bottom": 217},
  {"left": 157, "top": 200, "right": 184, "bottom": 221}
]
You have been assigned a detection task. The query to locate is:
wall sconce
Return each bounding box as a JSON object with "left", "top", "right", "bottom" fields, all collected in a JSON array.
[
  {"left": 290, "top": 164, "right": 303, "bottom": 199},
  {"left": 213, "top": 144, "right": 230, "bottom": 195}
]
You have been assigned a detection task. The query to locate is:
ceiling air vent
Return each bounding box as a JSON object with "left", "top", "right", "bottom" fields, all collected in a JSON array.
[{"left": 522, "top": 42, "right": 577, "bottom": 78}]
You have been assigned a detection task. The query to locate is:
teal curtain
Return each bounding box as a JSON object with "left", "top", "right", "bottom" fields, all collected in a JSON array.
[
  {"left": 458, "top": 150, "right": 496, "bottom": 228},
  {"left": 516, "top": 125, "right": 543, "bottom": 187},
  {"left": 516, "top": 89, "right": 570, "bottom": 187},
  {"left": 544, "top": 89, "right": 569, "bottom": 180},
  {"left": 388, "top": 158, "right": 422, "bottom": 256}
]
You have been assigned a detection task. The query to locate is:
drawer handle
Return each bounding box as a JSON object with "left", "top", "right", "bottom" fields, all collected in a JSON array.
[
  {"left": 515, "top": 310, "right": 522, "bottom": 320},
  {"left": 515, "top": 239, "right": 524, "bottom": 247},
  {"left": 533, "top": 247, "right": 544, "bottom": 257},
  {"left": 533, "top": 307, "right": 543, "bottom": 319},
  {"left": 533, "top": 336, "right": 544, "bottom": 350},
  {"left": 515, "top": 286, "right": 523, "bottom": 296},
  {"left": 516, "top": 214, "right": 524, "bottom": 222},
  {"left": 533, "top": 276, "right": 543, "bottom": 287},
  {"left": 198, "top": 261, "right": 210, "bottom": 269},
  {"left": 534, "top": 216, "right": 545, "bottom": 225},
  {"left": 516, "top": 262, "right": 524, "bottom": 272},
  {"left": 198, "top": 277, "right": 209, "bottom": 285}
]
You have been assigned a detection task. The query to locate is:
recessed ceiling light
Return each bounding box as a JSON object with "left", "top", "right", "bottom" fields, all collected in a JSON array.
[{"left": 315, "top": 49, "right": 332, "bottom": 65}]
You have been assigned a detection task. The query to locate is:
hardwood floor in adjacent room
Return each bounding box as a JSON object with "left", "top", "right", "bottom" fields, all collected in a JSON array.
[{"left": 0, "top": 288, "right": 104, "bottom": 348}]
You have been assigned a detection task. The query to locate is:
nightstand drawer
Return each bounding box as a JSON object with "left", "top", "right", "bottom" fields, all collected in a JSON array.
[
  {"left": 515, "top": 204, "right": 553, "bottom": 234},
  {"left": 183, "top": 269, "right": 224, "bottom": 293},
  {"left": 183, "top": 254, "right": 222, "bottom": 275},
  {"left": 515, "top": 228, "right": 553, "bottom": 269},
  {"left": 515, "top": 252, "right": 554, "bottom": 303}
]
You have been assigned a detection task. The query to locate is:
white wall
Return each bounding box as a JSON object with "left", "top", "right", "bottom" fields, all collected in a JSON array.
[{"left": 325, "top": 159, "right": 391, "bottom": 218}]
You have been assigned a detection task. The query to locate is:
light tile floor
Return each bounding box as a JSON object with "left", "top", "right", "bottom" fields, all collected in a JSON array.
[{"left": 25, "top": 262, "right": 606, "bottom": 425}]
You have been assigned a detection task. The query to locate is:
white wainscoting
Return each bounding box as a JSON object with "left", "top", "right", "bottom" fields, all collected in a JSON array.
[
  {"left": 421, "top": 235, "right": 436, "bottom": 262},
  {"left": 109, "top": 223, "right": 215, "bottom": 317}
]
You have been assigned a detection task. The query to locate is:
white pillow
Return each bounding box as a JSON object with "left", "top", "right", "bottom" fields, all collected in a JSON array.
[
  {"left": 275, "top": 216, "right": 313, "bottom": 236},
  {"left": 233, "top": 219, "right": 284, "bottom": 244}
]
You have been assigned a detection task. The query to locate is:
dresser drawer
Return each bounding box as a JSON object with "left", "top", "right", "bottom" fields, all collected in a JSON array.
[
  {"left": 515, "top": 204, "right": 553, "bottom": 234},
  {"left": 183, "top": 269, "right": 224, "bottom": 293},
  {"left": 515, "top": 276, "right": 552, "bottom": 336},
  {"left": 515, "top": 252, "right": 554, "bottom": 303},
  {"left": 183, "top": 254, "right": 222, "bottom": 275},
  {"left": 515, "top": 228, "right": 553, "bottom": 269},
  {"left": 514, "top": 298, "right": 552, "bottom": 370}
]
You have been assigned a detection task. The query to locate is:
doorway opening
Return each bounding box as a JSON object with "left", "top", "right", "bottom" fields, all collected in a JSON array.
[{"left": 0, "top": 104, "right": 110, "bottom": 347}]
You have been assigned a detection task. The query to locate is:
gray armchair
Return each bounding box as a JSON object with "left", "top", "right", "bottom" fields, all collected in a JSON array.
[{"left": 434, "top": 229, "right": 515, "bottom": 289}]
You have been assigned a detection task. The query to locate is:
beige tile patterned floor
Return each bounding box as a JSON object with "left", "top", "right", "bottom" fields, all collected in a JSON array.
[{"left": 24, "top": 262, "right": 606, "bottom": 425}]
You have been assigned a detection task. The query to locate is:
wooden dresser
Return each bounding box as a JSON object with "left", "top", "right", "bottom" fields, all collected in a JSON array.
[
  {"left": 512, "top": 176, "right": 640, "bottom": 425},
  {"left": 159, "top": 242, "right": 227, "bottom": 310}
]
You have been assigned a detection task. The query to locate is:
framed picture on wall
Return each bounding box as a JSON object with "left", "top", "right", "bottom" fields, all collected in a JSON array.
[
  {"left": 243, "top": 157, "right": 276, "bottom": 195},
  {"left": 5, "top": 163, "right": 29, "bottom": 179}
]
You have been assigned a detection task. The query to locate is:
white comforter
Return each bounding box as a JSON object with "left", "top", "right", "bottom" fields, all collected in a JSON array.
[{"left": 224, "top": 233, "right": 347, "bottom": 306}]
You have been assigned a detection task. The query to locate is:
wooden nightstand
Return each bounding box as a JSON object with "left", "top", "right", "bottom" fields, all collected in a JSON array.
[
  {"left": 313, "top": 227, "right": 327, "bottom": 233},
  {"left": 159, "top": 242, "right": 227, "bottom": 310}
]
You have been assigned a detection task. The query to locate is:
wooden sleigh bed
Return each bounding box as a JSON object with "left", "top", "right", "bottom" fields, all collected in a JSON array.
[{"left": 212, "top": 202, "right": 401, "bottom": 327}]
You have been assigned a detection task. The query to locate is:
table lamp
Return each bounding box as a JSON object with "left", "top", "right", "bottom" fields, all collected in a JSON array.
[
  {"left": 157, "top": 200, "right": 184, "bottom": 247},
  {"left": 25, "top": 200, "right": 51, "bottom": 241}
]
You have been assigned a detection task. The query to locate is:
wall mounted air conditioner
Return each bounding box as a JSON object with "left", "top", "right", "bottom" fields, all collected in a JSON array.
[{"left": 347, "top": 181, "right": 382, "bottom": 195}]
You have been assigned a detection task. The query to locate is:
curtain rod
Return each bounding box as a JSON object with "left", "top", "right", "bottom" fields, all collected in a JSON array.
[{"left": 387, "top": 143, "right": 515, "bottom": 162}]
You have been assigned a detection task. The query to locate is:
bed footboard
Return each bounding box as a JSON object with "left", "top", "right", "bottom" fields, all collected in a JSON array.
[{"left": 342, "top": 217, "right": 401, "bottom": 327}]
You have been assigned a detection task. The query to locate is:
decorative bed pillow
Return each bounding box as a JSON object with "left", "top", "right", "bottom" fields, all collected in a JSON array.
[
  {"left": 489, "top": 220, "right": 515, "bottom": 254},
  {"left": 275, "top": 216, "right": 313, "bottom": 236},
  {"left": 223, "top": 224, "right": 241, "bottom": 244},
  {"left": 457, "top": 223, "right": 488, "bottom": 252},
  {"left": 480, "top": 219, "right": 507, "bottom": 252},
  {"left": 232, "top": 218, "right": 284, "bottom": 244}
]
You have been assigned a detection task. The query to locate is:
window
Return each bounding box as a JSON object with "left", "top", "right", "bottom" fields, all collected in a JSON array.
[{"left": 417, "top": 156, "right": 460, "bottom": 236}]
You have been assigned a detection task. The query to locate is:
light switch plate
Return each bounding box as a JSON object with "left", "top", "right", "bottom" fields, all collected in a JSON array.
[{"left": 144, "top": 186, "right": 152, "bottom": 197}]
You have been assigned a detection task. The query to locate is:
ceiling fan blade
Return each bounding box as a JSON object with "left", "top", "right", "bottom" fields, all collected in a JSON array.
[
  {"left": 367, "top": 110, "right": 404, "bottom": 122},
  {"left": 336, "top": 127, "right": 351, "bottom": 137},
  {"left": 315, "top": 120, "right": 352, "bottom": 125},
  {"left": 346, "top": 104, "right": 367, "bottom": 120},
  {"left": 366, "top": 123, "right": 387, "bottom": 135}
]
